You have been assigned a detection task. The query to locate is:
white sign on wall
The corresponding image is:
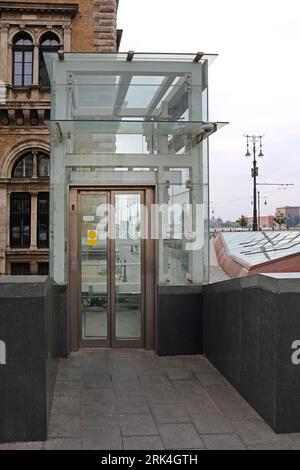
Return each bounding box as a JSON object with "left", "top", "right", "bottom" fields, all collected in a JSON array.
[
  {"left": 291, "top": 340, "right": 300, "bottom": 365},
  {"left": 0, "top": 340, "right": 6, "bottom": 365},
  {"left": 83, "top": 216, "right": 95, "bottom": 222}
]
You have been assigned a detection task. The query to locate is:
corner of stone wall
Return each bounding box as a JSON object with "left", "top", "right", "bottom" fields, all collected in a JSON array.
[{"left": 93, "top": 0, "right": 117, "bottom": 52}]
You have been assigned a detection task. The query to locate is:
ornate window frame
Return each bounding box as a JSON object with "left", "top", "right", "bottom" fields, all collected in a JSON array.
[
  {"left": 0, "top": 139, "right": 50, "bottom": 178},
  {"left": 12, "top": 31, "right": 34, "bottom": 87},
  {"left": 0, "top": 2, "right": 77, "bottom": 85}
]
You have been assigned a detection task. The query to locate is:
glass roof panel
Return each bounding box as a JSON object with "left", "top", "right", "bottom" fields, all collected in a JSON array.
[
  {"left": 122, "top": 78, "right": 163, "bottom": 109},
  {"left": 43, "top": 52, "right": 218, "bottom": 86},
  {"left": 55, "top": 76, "right": 190, "bottom": 120},
  {"left": 74, "top": 75, "right": 120, "bottom": 107},
  {"left": 44, "top": 51, "right": 217, "bottom": 65},
  {"left": 222, "top": 231, "right": 300, "bottom": 267},
  {"left": 46, "top": 120, "right": 228, "bottom": 137}
]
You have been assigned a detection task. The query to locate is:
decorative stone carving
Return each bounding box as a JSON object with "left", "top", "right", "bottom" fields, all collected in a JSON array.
[
  {"left": 15, "top": 110, "right": 24, "bottom": 126},
  {"left": 0, "top": 81, "right": 6, "bottom": 105},
  {"left": 0, "top": 110, "right": 9, "bottom": 126},
  {"left": 62, "top": 24, "right": 72, "bottom": 31},
  {"left": 30, "top": 110, "right": 39, "bottom": 126},
  {"left": 0, "top": 109, "right": 49, "bottom": 127}
]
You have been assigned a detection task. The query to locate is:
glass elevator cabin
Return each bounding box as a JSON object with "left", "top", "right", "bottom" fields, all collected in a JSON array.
[{"left": 44, "top": 52, "right": 227, "bottom": 351}]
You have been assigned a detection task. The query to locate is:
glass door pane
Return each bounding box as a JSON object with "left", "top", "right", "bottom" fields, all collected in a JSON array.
[
  {"left": 114, "top": 193, "right": 142, "bottom": 340},
  {"left": 80, "top": 194, "right": 108, "bottom": 341}
]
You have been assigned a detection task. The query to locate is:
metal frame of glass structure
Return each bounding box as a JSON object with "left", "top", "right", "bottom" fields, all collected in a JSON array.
[{"left": 44, "top": 52, "right": 228, "bottom": 286}]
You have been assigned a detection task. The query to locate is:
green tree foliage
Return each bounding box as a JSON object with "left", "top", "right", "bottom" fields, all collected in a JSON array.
[
  {"left": 273, "top": 212, "right": 288, "bottom": 228},
  {"left": 236, "top": 215, "right": 248, "bottom": 229},
  {"left": 210, "top": 217, "right": 239, "bottom": 229}
]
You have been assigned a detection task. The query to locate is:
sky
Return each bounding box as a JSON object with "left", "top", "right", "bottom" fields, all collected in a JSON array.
[{"left": 117, "top": 0, "right": 300, "bottom": 220}]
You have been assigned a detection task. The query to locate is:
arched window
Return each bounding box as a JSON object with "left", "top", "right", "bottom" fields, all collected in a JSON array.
[
  {"left": 37, "top": 153, "right": 49, "bottom": 177},
  {"left": 13, "top": 33, "right": 33, "bottom": 86},
  {"left": 12, "top": 151, "right": 49, "bottom": 178},
  {"left": 12, "top": 153, "right": 33, "bottom": 178},
  {"left": 39, "top": 33, "right": 60, "bottom": 87}
]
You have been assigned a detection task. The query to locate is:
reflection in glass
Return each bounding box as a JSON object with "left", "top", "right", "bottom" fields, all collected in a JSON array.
[
  {"left": 12, "top": 154, "right": 33, "bottom": 178},
  {"left": 38, "top": 154, "right": 50, "bottom": 177},
  {"left": 40, "top": 33, "right": 60, "bottom": 87},
  {"left": 115, "top": 194, "right": 142, "bottom": 340},
  {"left": 81, "top": 194, "right": 108, "bottom": 340}
]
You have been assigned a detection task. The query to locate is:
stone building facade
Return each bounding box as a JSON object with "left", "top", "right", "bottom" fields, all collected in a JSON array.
[{"left": 0, "top": 0, "right": 120, "bottom": 275}]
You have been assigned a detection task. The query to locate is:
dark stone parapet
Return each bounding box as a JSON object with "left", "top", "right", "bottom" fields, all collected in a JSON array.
[
  {"left": 157, "top": 285, "right": 203, "bottom": 356},
  {"left": 203, "top": 273, "right": 300, "bottom": 433},
  {"left": 0, "top": 276, "right": 58, "bottom": 443}
]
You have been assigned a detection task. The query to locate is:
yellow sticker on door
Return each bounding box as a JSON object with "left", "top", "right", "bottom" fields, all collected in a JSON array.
[{"left": 87, "top": 229, "right": 97, "bottom": 246}]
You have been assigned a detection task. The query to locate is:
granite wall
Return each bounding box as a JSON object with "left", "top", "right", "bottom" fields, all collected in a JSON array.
[
  {"left": 157, "top": 285, "right": 203, "bottom": 356},
  {"left": 0, "top": 276, "right": 58, "bottom": 443},
  {"left": 203, "top": 274, "right": 300, "bottom": 433}
]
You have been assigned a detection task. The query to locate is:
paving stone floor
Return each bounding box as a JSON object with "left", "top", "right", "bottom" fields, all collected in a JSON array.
[{"left": 1, "top": 349, "right": 300, "bottom": 450}]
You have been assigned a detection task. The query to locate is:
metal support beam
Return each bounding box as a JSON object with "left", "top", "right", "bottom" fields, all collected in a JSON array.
[
  {"left": 162, "top": 77, "right": 187, "bottom": 120},
  {"left": 55, "top": 122, "right": 63, "bottom": 142},
  {"left": 66, "top": 153, "right": 194, "bottom": 168},
  {"left": 69, "top": 170, "right": 182, "bottom": 185},
  {"left": 72, "top": 107, "right": 160, "bottom": 118},
  {"left": 113, "top": 73, "right": 133, "bottom": 115},
  {"left": 145, "top": 75, "right": 176, "bottom": 117}
]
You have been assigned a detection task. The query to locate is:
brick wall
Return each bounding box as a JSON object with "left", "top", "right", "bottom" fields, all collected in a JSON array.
[
  {"left": 0, "top": 0, "right": 118, "bottom": 52},
  {"left": 0, "top": 0, "right": 119, "bottom": 273},
  {"left": 93, "top": 0, "right": 117, "bottom": 51},
  {"left": 67, "top": 0, "right": 118, "bottom": 52}
]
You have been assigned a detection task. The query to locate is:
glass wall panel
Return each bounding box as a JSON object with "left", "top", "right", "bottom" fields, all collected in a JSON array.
[
  {"left": 80, "top": 194, "right": 108, "bottom": 340},
  {"left": 157, "top": 180, "right": 206, "bottom": 284},
  {"left": 115, "top": 194, "right": 142, "bottom": 339}
]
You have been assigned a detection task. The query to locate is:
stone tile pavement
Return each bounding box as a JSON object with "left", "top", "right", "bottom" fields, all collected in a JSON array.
[{"left": 1, "top": 349, "right": 300, "bottom": 450}]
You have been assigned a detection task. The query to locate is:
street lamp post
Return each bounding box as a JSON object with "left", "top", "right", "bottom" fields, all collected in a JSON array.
[
  {"left": 258, "top": 190, "right": 260, "bottom": 231},
  {"left": 244, "top": 135, "right": 264, "bottom": 231},
  {"left": 257, "top": 191, "right": 267, "bottom": 231}
]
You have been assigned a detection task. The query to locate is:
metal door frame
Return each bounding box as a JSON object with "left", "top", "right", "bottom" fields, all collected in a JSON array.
[
  {"left": 68, "top": 186, "right": 156, "bottom": 350},
  {"left": 78, "top": 190, "right": 111, "bottom": 349}
]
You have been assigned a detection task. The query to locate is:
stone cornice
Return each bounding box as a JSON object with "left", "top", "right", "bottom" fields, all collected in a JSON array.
[{"left": 0, "top": 2, "right": 78, "bottom": 17}]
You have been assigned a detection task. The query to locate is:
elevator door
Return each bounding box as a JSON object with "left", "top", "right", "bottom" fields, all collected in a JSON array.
[{"left": 79, "top": 190, "right": 145, "bottom": 348}]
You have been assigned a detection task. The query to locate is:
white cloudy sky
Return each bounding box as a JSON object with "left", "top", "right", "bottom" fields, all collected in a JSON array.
[{"left": 118, "top": 0, "right": 300, "bottom": 220}]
